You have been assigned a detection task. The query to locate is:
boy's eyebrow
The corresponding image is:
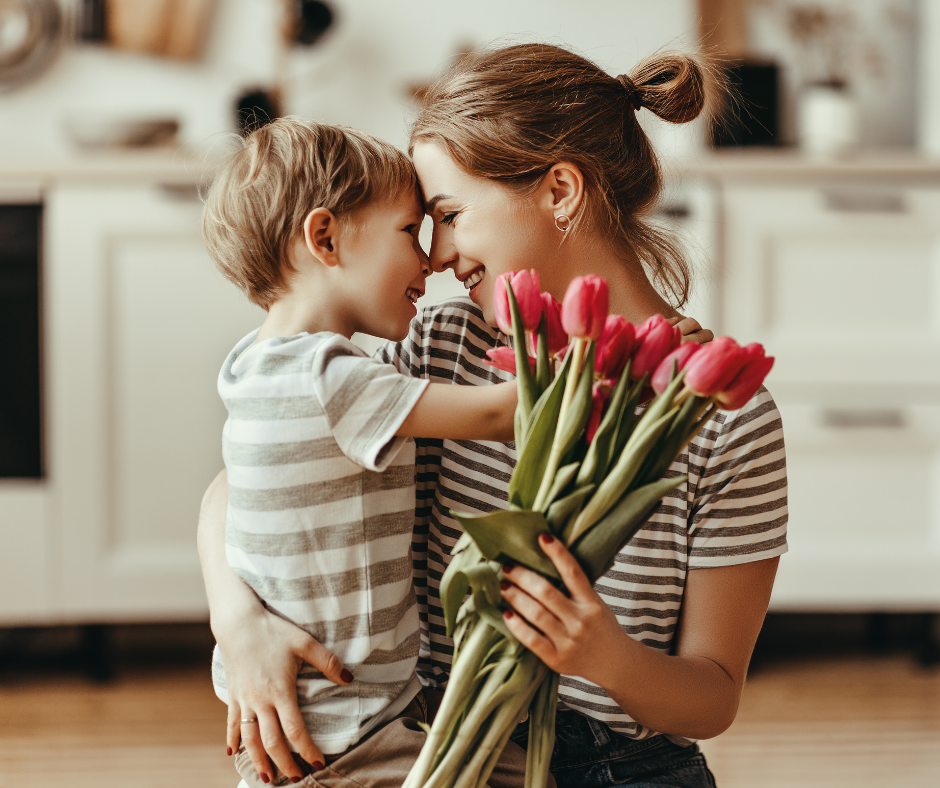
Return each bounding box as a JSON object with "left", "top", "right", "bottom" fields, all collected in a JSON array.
[{"left": 425, "top": 194, "right": 453, "bottom": 212}]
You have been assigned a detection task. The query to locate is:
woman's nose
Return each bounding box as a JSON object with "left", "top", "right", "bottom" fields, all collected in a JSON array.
[{"left": 428, "top": 226, "right": 457, "bottom": 274}]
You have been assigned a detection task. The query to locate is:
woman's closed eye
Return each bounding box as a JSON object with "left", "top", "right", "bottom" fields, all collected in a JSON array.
[{"left": 439, "top": 212, "right": 459, "bottom": 226}]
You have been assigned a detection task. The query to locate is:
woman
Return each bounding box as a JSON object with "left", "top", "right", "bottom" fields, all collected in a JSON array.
[{"left": 199, "top": 44, "right": 787, "bottom": 787}]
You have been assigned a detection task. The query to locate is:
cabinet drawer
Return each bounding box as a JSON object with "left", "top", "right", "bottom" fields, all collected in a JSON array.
[
  {"left": 722, "top": 185, "right": 940, "bottom": 385},
  {"left": 770, "top": 393, "right": 940, "bottom": 608}
]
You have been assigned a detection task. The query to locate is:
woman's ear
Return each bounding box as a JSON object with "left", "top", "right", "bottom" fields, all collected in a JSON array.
[
  {"left": 539, "top": 162, "right": 585, "bottom": 222},
  {"left": 302, "top": 208, "right": 341, "bottom": 267}
]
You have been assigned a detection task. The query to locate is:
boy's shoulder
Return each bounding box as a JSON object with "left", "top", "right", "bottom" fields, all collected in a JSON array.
[{"left": 221, "top": 330, "right": 366, "bottom": 387}]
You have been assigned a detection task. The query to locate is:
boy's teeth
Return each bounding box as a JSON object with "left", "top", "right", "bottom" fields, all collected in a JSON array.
[
  {"left": 406, "top": 288, "right": 421, "bottom": 304},
  {"left": 464, "top": 270, "right": 484, "bottom": 290}
]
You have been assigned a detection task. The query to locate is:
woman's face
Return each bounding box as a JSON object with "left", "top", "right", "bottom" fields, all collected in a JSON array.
[{"left": 412, "top": 141, "right": 558, "bottom": 327}]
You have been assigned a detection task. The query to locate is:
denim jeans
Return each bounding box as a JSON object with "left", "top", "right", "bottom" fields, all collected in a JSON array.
[{"left": 510, "top": 709, "right": 717, "bottom": 788}]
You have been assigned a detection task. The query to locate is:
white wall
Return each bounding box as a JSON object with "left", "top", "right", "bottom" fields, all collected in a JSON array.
[{"left": 0, "top": 0, "right": 698, "bottom": 156}]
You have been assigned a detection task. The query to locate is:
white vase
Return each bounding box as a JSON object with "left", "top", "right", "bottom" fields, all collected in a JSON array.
[{"left": 797, "top": 83, "right": 860, "bottom": 157}]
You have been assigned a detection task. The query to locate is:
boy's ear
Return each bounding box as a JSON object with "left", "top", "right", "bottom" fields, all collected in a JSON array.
[{"left": 302, "top": 208, "right": 341, "bottom": 267}]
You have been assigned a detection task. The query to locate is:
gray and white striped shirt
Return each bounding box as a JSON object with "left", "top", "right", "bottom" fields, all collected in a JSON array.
[
  {"left": 212, "top": 329, "right": 429, "bottom": 755},
  {"left": 377, "top": 298, "right": 788, "bottom": 742}
]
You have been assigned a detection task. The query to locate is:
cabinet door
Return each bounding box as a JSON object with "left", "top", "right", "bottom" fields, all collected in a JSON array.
[
  {"left": 46, "top": 185, "right": 263, "bottom": 618},
  {"left": 722, "top": 184, "right": 940, "bottom": 385},
  {"left": 770, "top": 391, "right": 940, "bottom": 609}
]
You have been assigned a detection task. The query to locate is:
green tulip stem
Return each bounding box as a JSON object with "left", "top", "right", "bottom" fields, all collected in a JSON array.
[{"left": 532, "top": 338, "right": 586, "bottom": 511}]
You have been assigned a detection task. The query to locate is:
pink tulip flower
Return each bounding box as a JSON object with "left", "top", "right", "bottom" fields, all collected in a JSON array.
[
  {"left": 630, "top": 314, "right": 681, "bottom": 381},
  {"left": 683, "top": 336, "right": 749, "bottom": 398},
  {"left": 595, "top": 315, "right": 637, "bottom": 379},
  {"left": 715, "top": 344, "right": 775, "bottom": 410},
  {"left": 494, "top": 270, "right": 542, "bottom": 336},
  {"left": 561, "top": 275, "right": 609, "bottom": 340},
  {"left": 651, "top": 343, "right": 701, "bottom": 395},
  {"left": 541, "top": 293, "right": 568, "bottom": 355},
  {"left": 484, "top": 346, "right": 535, "bottom": 375},
  {"left": 586, "top": 380, "right": 613, "bottom": 442}
]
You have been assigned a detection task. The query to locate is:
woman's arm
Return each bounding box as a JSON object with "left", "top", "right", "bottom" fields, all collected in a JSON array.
[
  {"left": 197, "top": 471, "right": 351, "bottom": 781},
  {"left": 500, "top": 534, "right": 778, "bottom": 740}
]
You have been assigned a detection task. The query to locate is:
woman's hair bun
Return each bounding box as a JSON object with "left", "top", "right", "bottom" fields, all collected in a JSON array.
[{"left": 629, "top": 52, "right": 709, "bottom": 125}]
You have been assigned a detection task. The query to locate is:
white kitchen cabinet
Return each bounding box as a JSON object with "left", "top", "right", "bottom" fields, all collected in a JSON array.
[
  {"left": 713, "top": 174, "right": 940, "bottom": 610},
  {"left": 0, "top": 172, "right": 265, "bottom": 624}
]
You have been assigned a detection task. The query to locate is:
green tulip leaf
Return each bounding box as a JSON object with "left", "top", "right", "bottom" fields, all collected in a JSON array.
[
  {"left": 554, "top": 343, "right": 596, "bottom": 462},
  {"left": 571, "top": 475, "right": 687, "bottom": 582},
  {"left": 577, "top": 360, "right": 633, "bottom": 488},
  {"left": 541, "top": 462, "right": 580, "bottom": 511},
  {"left": 549, "top": 484, "right": 595, "bottom": 541},
  {"left": 566, "top": 405, "right": 677, "bottom": 544},
  {"left": 535, "top": 314, "right": 551, "bottom": 396},
  {"left": 507, "top": 283, "right": 537, "bottom": 421},
  {"left": 450, "top": 509, "right": 560, "bottom": 580},
  {"left": 508, "top": 352, "right": 572, "bottom": 509}
]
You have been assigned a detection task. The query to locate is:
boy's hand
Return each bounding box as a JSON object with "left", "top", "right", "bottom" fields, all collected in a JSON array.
[{"left": 668, "top": 315, "right": 713, "bottom": 345}]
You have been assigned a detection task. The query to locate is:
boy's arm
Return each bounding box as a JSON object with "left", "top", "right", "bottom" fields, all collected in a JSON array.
[{"left": 397, "top": 381, "right": 517, "bottom": 441}]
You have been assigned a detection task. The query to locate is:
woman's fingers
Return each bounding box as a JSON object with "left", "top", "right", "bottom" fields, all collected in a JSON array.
[
  {"left": 671, "top": 315, "right": 714, "bottom": 345},
  {"left": 536, "top": 533, "right": 596, "bottom": 599},
  {"left": 245, "top": 707, "right": 307, "bottom": 784},
  {"left": 226, "top": 701, "right": 242, "bottom": 757},
  {"left": 499, "top": 577, "right": 563, "bottom": 639},
  {"left": 239, "top": 712, "right": 274, "bottom": 784},
  {"left": 297, "top": 636, "right": 353, "bottom": 688},
  {"left": 275, "top": 695, "right": 325, "bottom": 771},
  {"left": 503, "top": 606, "right": 556, "bottom": 663}
]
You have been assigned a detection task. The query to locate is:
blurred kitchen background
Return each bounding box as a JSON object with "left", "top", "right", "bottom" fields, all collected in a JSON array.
[{"left": 1, "top": 0, "right": 938, "bottom": 786}]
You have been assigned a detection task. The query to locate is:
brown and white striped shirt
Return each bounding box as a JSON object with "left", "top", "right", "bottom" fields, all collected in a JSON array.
[
  {"left": 212, "top": 329, "right": 429, "bottom": 755},
  {"left": 376, "top": 298, "right": 788, "bottom": 741}
]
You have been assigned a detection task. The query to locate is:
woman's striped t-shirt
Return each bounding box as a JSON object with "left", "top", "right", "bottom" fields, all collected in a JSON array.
[{"left": 376, "top": 297, "right": 788, "bottom": 742}]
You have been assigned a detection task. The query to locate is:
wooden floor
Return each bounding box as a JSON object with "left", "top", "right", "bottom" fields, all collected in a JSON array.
[{"left": 1, "top": 625, "right": 938, "bottom": 787}]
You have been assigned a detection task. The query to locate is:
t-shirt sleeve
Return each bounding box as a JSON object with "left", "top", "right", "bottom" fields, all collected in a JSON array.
[
  {"left": 373, "top": 312, "right": 425, "bottom": 377},
  {"left": 687, "top": 386, "right": 789, "bottom": 568},
  {"left": 312, "top": 335, "right": 429, "bottom": 472}
]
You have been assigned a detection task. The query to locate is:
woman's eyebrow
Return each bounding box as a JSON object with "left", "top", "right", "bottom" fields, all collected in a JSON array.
[{"left": 425, "top": 194, "right": 453, "bottom": 212}]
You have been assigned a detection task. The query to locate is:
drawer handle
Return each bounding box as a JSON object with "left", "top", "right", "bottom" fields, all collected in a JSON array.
[
  {"left": 822, "top": 189, "right": 906, "bottom": 214},
  {"left": 822, "top": 408, "right": 904, "bottom": 429}
]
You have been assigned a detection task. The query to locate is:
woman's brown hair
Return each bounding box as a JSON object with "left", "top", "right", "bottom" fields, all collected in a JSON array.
[{"left": 410, "top": 44, "right": 717, "bottom": 307}]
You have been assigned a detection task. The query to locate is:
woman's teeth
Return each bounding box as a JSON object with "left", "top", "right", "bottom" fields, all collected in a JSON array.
[
  {"left": 406, "top": 288, "right": 422, "bottom": 304},
  {"left": 464, "top": 270, "right": 484, "bottom": 290}
]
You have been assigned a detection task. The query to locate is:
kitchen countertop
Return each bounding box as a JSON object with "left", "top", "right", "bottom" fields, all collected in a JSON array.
[
  {"left": 4, "top": 147, "right": 940, "bottom": 189},
  {"left": 669, "top": 148, "right": 940, "bottom": 182}
]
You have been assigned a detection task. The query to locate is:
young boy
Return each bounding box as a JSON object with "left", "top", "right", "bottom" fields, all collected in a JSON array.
[{"left": 202, "top": 118, "right": 521, "bottom": 788}]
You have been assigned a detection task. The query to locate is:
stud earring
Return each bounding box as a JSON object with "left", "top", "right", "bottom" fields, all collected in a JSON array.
[{"left": 554, "top": 214, "right": 571, "bottom": 232}]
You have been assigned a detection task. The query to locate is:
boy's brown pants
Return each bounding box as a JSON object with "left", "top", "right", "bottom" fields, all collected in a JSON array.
[{"left": 235, "top": 689, "right": 556, "bottom": 788}]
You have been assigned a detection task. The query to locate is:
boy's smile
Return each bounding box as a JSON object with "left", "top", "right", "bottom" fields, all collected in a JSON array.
[{"left": 334, "top": 190, "right": 429, "bottom": 341}]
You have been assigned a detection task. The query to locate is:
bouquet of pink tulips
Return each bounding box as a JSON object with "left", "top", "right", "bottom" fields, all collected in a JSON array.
[{"left": 403, "top": 272, "right": 774, "bottom": 788}]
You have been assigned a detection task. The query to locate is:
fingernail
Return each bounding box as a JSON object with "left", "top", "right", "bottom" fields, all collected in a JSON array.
[
  {"left": 504, "top": 609, "right": 514, "bottom": 619},
  {"left": 540, "top": 533, "right": 555, "bottom": 544},
  {"left": 292, "top": 778, "right": 302, "bottom": 784},
  {"left": 261, "top": 774, "right": 270, "bottom": 784},
  {"left": 502, "top": 563, "right": 514, "bottom": 572},
  {"left": 340, "top": 668, "right": 354, "bottom": 684},
  {"left": 312, "top": 761, "right": 325, "bottom": 771},
  {"left": 226, "top": 747, "right": 232, "bottom": 757},
  {"left": 499, "top": 579, "right": 511, "bottom": 591}
]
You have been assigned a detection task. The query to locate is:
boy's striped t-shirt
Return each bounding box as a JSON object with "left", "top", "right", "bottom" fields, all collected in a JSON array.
[
  {"left": 376, "top": 297, "right": 788, "bottom": 742},
  {"left": 212, "top": 329, "right": 429, "bottom": 755}
]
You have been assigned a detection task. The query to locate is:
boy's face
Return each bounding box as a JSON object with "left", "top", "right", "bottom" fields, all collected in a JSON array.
[{"left": 339, "top": 190, "right": 428, "bottom": 341}]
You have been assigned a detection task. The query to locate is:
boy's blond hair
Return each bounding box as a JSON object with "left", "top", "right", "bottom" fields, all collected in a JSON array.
[{"left": 203, "top": 117, "right": 418, "bottom": 308}]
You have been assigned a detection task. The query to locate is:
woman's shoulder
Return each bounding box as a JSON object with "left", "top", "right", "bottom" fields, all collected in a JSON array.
[{"left": 693, "top": 386, "right": 784, "bottom": 460}]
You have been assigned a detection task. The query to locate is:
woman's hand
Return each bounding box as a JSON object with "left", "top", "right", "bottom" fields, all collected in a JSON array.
[
  {"left": 198, "top": 471, "right": 352, "bottom": 782},
  {"left": 499, "top": 533, "right": 625, "bottom": 683},
  {"left": 218, "top": 605, "right": 351, "bottom": 781}
]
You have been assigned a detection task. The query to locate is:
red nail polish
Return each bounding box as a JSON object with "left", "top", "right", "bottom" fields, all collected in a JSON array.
[
  {"left": 340, "top": 668, "right": 354, "bottom": 684},
  {"left": 312, "top": 761, "right": 325, "bottom": 771},
  {"left": 541, "top": 533, "right": 555, "bottom": 544},
  {"left": 504, "top": 609, "right": 514, "bottom": 619},
  {"left": 499, "top": 579, "right": 511, "bottom": 591},
  {"left": 502, "top": 563, "right": 514, "bottom": 572},
  {"left": 260, "top": 774, "right": 270, "bottom": 784},
  {"left": 226, "top": 747, "right": 232, "bottom": 757},
  {"left": 292, "top": 778, "right": 302, "bottom": 784}
]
